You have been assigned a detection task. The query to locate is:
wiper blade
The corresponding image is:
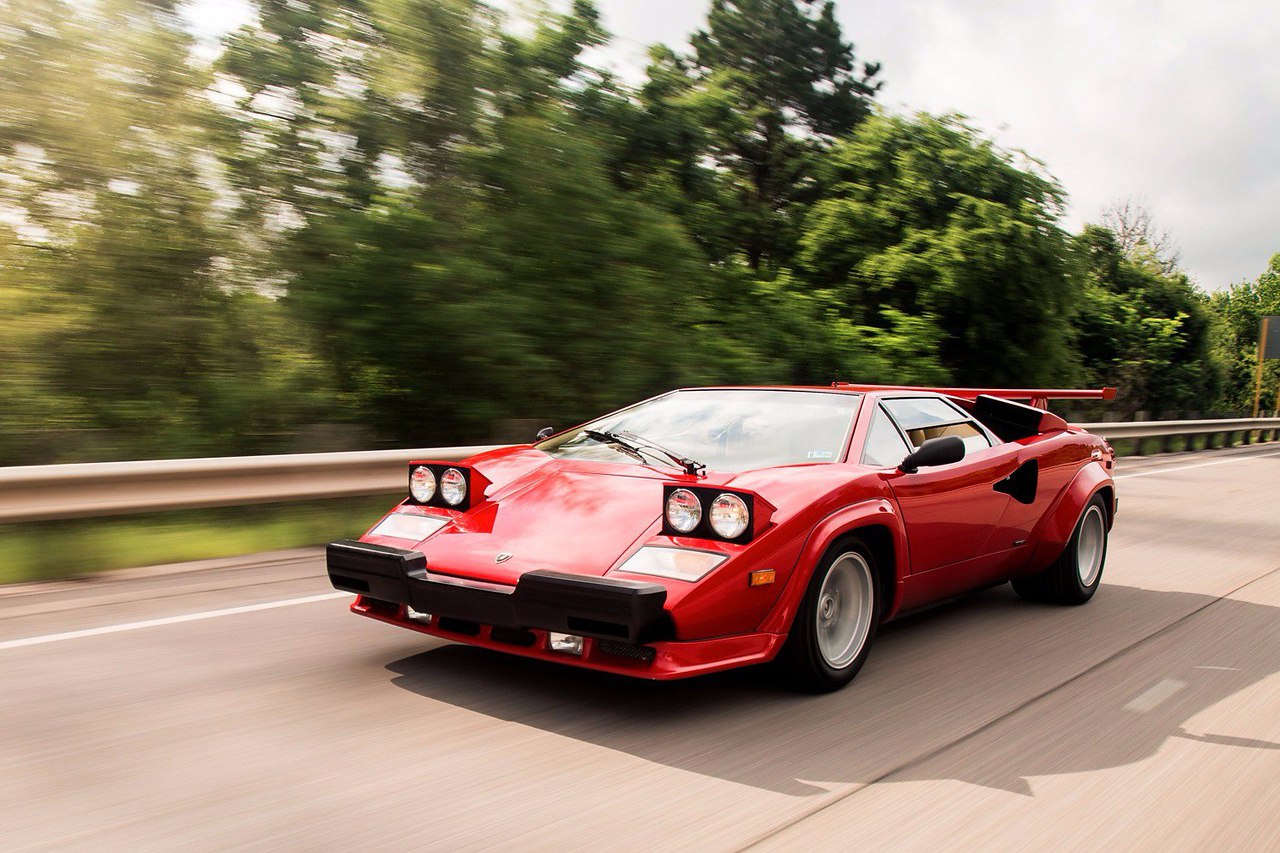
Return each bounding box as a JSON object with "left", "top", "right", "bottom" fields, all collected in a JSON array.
[
  {"left": 582, "top": 429, "right": 647, "bottom": 464},
  {"left": 614, "top": 430, "right": 706, "bottom": 477},
  {"left": 584, "top": 429, "right": 705, "bottom": 476}
]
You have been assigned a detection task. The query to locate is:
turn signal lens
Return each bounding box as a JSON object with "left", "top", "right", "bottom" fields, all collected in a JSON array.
[
  {"left": 709, "top": 493, "right": 750, "bottom": 539},
  {"left": 749, "top": 569, "right": 776, "bottom": 587},
  {"left": 440, "top": 468, "right": 467, "bottom": 506},
  {"left": 409, "top": 466, "right": 436, "bottom": 503},
  {"left": 665, "top": 488, "right": 702, "bottom": 533}
]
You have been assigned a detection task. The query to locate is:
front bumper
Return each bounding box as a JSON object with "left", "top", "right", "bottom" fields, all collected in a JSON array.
[
  {"left": 326, "top": 539, "right": 785, "bottom": 679},
  {"left": 327, "top": 539, "right": 670, "bottom": 644}
]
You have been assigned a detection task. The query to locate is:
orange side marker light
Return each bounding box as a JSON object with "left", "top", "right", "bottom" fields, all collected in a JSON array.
[{"left": 749, "top": 569, "right": 776, "bottom": 587}]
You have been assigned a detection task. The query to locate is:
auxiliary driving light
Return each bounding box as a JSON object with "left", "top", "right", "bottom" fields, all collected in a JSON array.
[
  {"left": 405, "top": 605, "right": 433, "bottom": 624},
  {"left": 549, "top": 632, "right": 584, "bottom": 656}
]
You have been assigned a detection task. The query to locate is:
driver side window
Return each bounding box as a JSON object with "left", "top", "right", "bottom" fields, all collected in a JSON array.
[{"left": 862, "top": 407, "right": 912, "bottom": 467}]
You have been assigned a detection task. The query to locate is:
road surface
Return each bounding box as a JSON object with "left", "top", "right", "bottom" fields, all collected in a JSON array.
[{"left": 2, "top": 445, "right": 1279, "bottom": 851}]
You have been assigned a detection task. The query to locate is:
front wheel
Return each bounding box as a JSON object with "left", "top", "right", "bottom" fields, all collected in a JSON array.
[
  {"left": 1013, "top": 495, "right": 1109, "bottom": 605},
  {"left": 781, "top": 538, "right": 880, "bottom": 692}
]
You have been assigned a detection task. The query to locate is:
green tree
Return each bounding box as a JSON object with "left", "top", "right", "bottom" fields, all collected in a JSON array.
[
  {"left": 1209, "top": 254, "right": 1280, "bottom": 414},
  {"left": 590, "top": 0, "right": 880, "bottom": 270},
  {"left": 799, "top": 113, "right": 1076, "bottom": 387},
  {"left": 1072, "top": 226, "right": 1222, "bottom": 415},
  {"left": 0, "top": 0, "right": 333, "bottom": 463}
]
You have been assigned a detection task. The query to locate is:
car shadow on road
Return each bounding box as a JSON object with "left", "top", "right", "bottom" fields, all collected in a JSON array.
[{"left": 386, "top": 583, "right": 1280, "bottom": 796}]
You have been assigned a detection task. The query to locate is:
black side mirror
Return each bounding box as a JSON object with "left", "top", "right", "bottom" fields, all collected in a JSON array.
[
  {"left": 535, "top": 426, "right": 555, "bottom": 441},
  {"left": 899, "top": 435, "right": 966, "bottom": 473}
]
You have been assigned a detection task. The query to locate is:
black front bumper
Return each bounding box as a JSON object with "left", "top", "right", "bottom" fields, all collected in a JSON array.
[{"left": 326, "top": 539, "right": 669, "bottom": 644}]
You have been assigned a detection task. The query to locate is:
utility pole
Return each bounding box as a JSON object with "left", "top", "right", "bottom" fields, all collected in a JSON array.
[{"left": 1255, "top": 315, "right": 1280, "bottom": 417}]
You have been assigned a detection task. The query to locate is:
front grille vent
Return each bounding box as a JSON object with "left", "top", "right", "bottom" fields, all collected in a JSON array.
[{"left": 596, "top": 640, "right": 656, "bottom": 663}]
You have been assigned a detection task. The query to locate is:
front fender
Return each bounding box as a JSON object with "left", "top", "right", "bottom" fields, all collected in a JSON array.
[
  {"left": 1025, "top": 460, "right": 1115, "bottom": 573},
  {"left": 757, "top": 498, "right": 909, "bottom": 635}
]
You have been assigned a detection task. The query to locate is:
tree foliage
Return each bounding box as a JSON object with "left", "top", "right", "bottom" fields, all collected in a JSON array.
[
  {"left": 1071, "top": 226, "right": 1223, "bottom": 414},
  {"left": 1208, "top": 254, "right": 1280, "bottom": 414},
  {"left": 0, "top": 0, "right": 1265, "bottom": 465},
  {"left": 800, "top": 114, "right": 1076, "bottom": 386}
]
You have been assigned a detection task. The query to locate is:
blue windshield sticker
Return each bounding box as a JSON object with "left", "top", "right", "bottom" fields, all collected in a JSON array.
[{"left": 807, "top": 450, "right": 835, "bottom": 459}]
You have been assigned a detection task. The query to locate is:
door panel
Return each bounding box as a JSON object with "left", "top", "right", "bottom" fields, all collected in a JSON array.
[{"left": 887, "top": 444, "right": 1019, "bottom": 575}]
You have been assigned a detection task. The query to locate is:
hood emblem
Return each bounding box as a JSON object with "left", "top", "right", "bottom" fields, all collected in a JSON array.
[{"left": 495, "top": 552, "right": 513, "bottom": 564}]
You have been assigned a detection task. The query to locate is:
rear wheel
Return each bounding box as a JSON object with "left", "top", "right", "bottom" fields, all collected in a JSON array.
[
  {"left": 782, "top": 537, "right": 880, "bottom": 692},
  {"left": 1012, "top": 495, "right": 1109, "bottom": 605}
]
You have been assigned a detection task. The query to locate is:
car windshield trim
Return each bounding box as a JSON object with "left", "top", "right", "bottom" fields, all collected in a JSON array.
[{"left": 537, "top": 389, "right": 862, "bottom": 473}]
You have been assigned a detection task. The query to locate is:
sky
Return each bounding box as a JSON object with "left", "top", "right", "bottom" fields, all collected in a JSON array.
[{"left": 186, "top": 0, "right": 1280, "bottom": 291}]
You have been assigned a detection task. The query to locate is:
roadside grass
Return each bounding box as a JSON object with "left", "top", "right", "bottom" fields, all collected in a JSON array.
[{"left": 0, "top": 495, "right": 399, "bottom": 585}]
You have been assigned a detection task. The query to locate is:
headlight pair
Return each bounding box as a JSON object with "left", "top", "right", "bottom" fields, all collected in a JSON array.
[
  {"left": 663, "top": 486, "right": 755, "bottom": 542},
  {"left": 407, "top": 464, "right": 470, "bottom": 509}
]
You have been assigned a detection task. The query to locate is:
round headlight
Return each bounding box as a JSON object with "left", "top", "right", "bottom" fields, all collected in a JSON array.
[
  {"left": 440, "top": 468, "right": 467, "bottom": 506},
  {"left": 665, "top": 488, "right": 702, "bottom": 534},
  {"left": 709, "top": 493, "right": 750, "bottom": 539},
  {"left": 409, "top": 466, "right": 436, "bottom": 503}
]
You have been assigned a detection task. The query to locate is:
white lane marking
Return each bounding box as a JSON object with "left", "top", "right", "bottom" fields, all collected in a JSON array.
[
  {"left": 1116, "top": 449, "right": 1280, "bottom": 480},
  {"left": 1124, "top": 678, "right": 1188, "bottom": 712},
  {"left": 1194, "top": 665, "right": 1239, "bottom": 671},
  {"left": 0, "top": 592, "right": 349, "bottom": 652}
]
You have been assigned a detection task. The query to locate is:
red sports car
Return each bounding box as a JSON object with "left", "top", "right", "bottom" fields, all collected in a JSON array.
[{"left": 328, "top": 384, "right": 1117, "bottom": 691}]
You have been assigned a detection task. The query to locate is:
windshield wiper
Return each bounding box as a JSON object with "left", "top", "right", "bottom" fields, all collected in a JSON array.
[
  {"left": 582, "top": 429, "right": 648, "bottom": 465},
  {"left": 593, "top": 427, "right": 706, "bottom": 473}
]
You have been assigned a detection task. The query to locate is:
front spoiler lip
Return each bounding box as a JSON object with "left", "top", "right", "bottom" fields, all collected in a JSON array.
[
  {"left": 326, "top": 539, "right": 669, "bottom": 644},
  {"left": 352, "top": 596, "right": 785, "bottom": 680}
]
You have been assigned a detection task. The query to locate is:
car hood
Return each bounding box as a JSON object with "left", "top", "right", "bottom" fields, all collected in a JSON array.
[
  {"left": 411, "top": 454, "right": 667, "bottom": 584},
  {"left": 373, "top": 446, "right": 876, "bottom": 586}
]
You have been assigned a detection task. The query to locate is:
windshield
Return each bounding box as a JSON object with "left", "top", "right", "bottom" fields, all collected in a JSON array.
[{"left": 536, "top": 389, "right": 861, "bottom": 473}]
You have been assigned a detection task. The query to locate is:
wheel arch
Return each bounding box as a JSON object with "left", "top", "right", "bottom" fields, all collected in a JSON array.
[
  {"left": 1025, "top": 462, "right": 1114, "bottom": 573},
  {"left": 757, "top": 499, "right": 908, "bottom": 635}
]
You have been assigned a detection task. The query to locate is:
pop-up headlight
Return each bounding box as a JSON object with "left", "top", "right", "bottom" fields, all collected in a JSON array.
[{"left": 405, "top": 462, "right": 489, "bottom": 511}]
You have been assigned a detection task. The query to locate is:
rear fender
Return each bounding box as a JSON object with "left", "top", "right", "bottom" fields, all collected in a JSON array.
[
  {"left": 1025, "top": 461, "right": 1114, "bottom": 572},
  {"left": 757, "top": 498, "right": 909, "bottom": 634}
]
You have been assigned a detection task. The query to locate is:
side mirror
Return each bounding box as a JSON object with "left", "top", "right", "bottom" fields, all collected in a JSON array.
[
  {"left": 535, "top": 426, "right": 555, "bottom": 441},
  {"left": 899, "top": 435, "right": 965, "bottom": 474}
]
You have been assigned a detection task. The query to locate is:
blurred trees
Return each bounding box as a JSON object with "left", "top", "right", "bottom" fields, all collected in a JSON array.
[
  {"left": 1209, "top": 255, "right": 1280, "bottom": 414},
  {"left": 1071, "top": 226, "right": 1222, "bottom": 416},
  {"left": 799, "top": 113, "right": 1076, "bottom": 387},
  {"left": 0, "top": 0, "right": 1264, "bottom": 464},
  {"left": 0, "top": 0, "right": 332, "bottom": 463}
]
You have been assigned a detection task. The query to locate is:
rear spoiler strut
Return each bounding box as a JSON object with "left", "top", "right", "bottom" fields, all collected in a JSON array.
[{"left": 832, "top": 384, "right": 1117, "bottom": 409}]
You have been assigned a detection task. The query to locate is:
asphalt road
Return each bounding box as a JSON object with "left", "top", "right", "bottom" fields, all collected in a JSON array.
[{"left": 3, "top": 445, "right": 1279, "bottom": 851}]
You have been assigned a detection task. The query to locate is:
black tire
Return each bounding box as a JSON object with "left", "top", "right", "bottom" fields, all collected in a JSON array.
[
  {"left": 1012, "top": 495, "right": 1109, "bottom": 605},
  {"left": 780, "top": 536, "right": 881, "bottom": 692}
]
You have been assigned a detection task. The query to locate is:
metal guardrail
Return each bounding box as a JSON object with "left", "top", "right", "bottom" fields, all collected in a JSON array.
[
  {"left": 2, "top": 419, "right": 1278, "bottom": 524},
  {"left": 0, "top": 446, "right": 500, "bottom": 524},
  {"left": 1081, "top": 418, "right": 1280, "bottom": 442}
]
